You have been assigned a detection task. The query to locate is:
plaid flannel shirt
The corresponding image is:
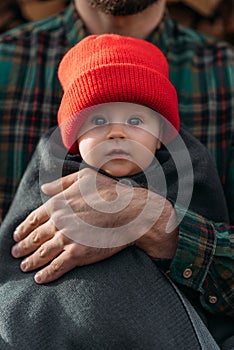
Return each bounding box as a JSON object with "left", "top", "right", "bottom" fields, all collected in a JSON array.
[{"left": 0, "top": 2, "right": 233, "bottom": 316}]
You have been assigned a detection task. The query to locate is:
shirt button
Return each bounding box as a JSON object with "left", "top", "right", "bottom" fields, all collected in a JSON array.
[
  {"left": 208, "top": 295, "right": 218, "bottom": 304},
  {"left": 183, "top": 268, "right": 193, "bottom": 279}
]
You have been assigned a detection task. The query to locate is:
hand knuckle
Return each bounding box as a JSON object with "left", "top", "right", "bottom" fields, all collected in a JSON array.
[
  {"left": 51, "top": 213, "right": 64, "bottom": 229},
  {"left": 38, "top": 246, "right": 47, "bottom": 258},
  {"left": 55, "top": 230, "right": 64, "bottom": 241},
  {"left": 20, "top": 241, "right": 28, "bottom": 251},
  {"left": 28, "top": 211, "right": 39, "bottom": 227},
  {"left": 69, "top": 244, "right": 79, "bottom": 257},
  {"left": 32, "top": 231, "right": 40, "bottom": 243},
  {"left": 47, "top": 196, "right": 59, "bottom": 213},
  {"left": 51, "top": 260, "right": 63, "bottom": 272}
]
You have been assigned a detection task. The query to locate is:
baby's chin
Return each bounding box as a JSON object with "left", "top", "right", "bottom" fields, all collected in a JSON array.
[
  {"left": 101, "top": 164, "right": 141, "bottom": 178},
  {"left": 104, "top": 170, "right": 133, "bottom": 178}
]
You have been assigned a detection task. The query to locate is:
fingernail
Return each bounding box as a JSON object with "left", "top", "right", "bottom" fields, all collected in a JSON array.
[
  {"left": 11, "top": 244, "right": 19, "bottom": 257},
  {"left": 34, "top": 272, "right": 42, "bottom": 283},
  {"left": 41, "top": 183, "right": 49, "bottom": 193},
  {"left": 13, "top": 229, "right": 19, "bottom": 241},
  {"left": 21, "top": 259, "right": 28, "bottom": 271}
]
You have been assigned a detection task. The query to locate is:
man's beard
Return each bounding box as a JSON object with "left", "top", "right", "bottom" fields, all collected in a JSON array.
[{"left": 87, "top": 0, "right": 161, "bottom": 16}]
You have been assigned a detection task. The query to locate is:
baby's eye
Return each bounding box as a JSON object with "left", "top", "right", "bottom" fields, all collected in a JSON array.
[
  {"left": 91, "top": 116, "right": 107, "bottom": 125},
  {"left": 127, "top": 117, "right": 143, "bottom": 126}
]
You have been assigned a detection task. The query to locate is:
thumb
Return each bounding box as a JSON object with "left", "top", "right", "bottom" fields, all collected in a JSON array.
[{"left": 41, "top": 172, "right": 79, "bottom": 196}]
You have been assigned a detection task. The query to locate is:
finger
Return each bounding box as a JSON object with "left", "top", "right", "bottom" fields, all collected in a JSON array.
[
  {"left": 11, "top": 219, "right": 56, "bottom": 258},
  {"left": 13, "top": 205, "right": 49, "bottom": 242},
  {"left": 41, "top": 172, "right": 79, "bottom": 196},
  {"left": 34, "top": 250, "right": 78, "bottom": 284},
  {"left": 19, "top": 233, "right": 65, "bottom": 273}
]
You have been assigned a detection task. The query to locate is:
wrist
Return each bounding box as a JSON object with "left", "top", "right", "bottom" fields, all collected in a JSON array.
[{"left": 135, "top": 200, "right": 179, "bottom": 259}]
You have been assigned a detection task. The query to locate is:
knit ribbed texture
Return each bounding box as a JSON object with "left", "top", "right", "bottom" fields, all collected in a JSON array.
[{"left": 57, "top": 34, "right": 180, "bottom": 153}]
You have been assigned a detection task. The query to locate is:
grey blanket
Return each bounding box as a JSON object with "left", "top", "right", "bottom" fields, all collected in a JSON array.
[{"left": 0, "top": 125, "right": 232, "bottom": 349}]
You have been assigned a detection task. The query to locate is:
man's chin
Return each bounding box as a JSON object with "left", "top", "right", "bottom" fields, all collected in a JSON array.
[{"left": 87, "top": 0, "right": 160, "bottom": 16}]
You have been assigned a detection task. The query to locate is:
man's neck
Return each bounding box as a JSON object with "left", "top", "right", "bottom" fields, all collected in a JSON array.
[{"left": 74, "top": 0, "right": 166, "bottom": 39}]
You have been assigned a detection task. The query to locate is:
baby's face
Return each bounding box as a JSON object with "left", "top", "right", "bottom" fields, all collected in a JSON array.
[{"left": 77, "top": 102, "right": 162, "bottom": 177}]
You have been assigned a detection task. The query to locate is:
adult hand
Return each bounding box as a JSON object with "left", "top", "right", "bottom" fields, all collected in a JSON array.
[{"left": 11, "top": 168, "right": 178, "bottom": 284}]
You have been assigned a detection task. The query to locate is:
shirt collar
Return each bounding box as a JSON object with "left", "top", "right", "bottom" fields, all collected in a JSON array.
[
  {"left": 61, "top": 1, "right": 89, "bottom": 49},
  {"left": 146, "top": 9, "right": 177, "bottom": 57},
  {"left": 64, "top": 2, "right": 176, "bottom": 55}
]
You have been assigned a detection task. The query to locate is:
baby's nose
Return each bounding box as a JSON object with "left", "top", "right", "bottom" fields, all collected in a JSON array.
[{"left": 107, "top": 123, "right": 127, "bottom": 139}]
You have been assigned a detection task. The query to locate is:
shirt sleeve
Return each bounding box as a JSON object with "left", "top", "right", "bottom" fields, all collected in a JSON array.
[{"left": 169, "top": 206, "right": 234, "bottom": 317}]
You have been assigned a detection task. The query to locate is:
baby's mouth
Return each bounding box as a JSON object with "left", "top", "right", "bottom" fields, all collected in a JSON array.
[{"left": 107, "top": 149, "right": 130, "bottom": 158}]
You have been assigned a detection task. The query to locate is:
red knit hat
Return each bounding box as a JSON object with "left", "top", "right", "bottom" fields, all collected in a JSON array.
[{"left": 57, "top": 34, "right": 180, "bottom": 153}]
